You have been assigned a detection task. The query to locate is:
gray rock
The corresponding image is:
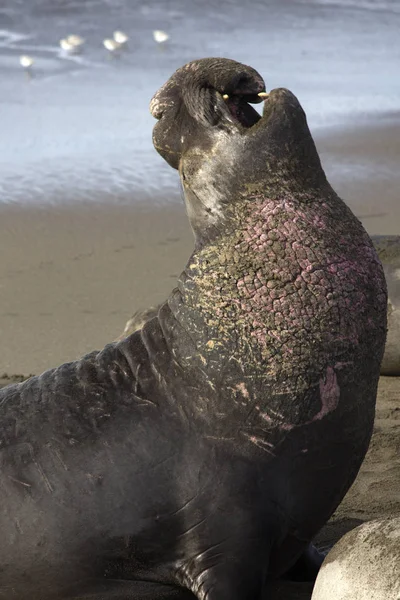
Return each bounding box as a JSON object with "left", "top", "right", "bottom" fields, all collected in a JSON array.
[{"left": 312, "top": 517, "right": 400, "bottom": 600}]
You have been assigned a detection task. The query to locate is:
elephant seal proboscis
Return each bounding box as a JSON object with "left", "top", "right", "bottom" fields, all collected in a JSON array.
[
  {"left": 312, "top": 517, "right": 400, "bottom": 600},
  {"left": 0, "top": 58, "right": 387, "bottom": 600}
]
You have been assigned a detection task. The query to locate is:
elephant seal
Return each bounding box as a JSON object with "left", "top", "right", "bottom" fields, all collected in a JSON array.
[
  {"left": 371, "top": 235, "right": 400, "bottom": 375},
  {"left": 312, "top": 517, "right": 400, "bottom": 600},
  {"left": 0, "top": 58, "right": 387, "bottom": 600}
]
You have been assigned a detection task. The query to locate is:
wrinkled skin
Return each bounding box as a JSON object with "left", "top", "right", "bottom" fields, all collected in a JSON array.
[
  {"left": 120, "top": 237, "right": 399, "bottom": 377},
  {"left": 0, "top": 58, "right": 387, "bottom": 600},
  {"left": 116, "top": 306, "right": 160, "bottom": 342}
]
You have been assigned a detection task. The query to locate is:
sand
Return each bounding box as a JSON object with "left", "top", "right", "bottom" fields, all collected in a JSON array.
[{"left": 0, "top": 200, "right": 193, "bottom": 375}]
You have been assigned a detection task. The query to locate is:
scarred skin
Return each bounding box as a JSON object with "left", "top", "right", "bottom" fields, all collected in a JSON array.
[
  {"left": 0, "top": 58, "right": 387, "bottom": 600},
  {"left": 120, "top": 234, "right": 400, "bottom": 377}
]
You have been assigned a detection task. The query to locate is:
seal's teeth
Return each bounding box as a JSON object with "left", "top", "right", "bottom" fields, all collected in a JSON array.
[
  {"left": 258, "top": 92, "right": 269, "bottom": 98},
  {"left": 222, "top": 94, "right": 229, "bottom": 100}
]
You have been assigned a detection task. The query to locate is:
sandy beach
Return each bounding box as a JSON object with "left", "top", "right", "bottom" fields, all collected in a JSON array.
[{"left": 0, "top": 200, "right": 193, "bottom": 375}]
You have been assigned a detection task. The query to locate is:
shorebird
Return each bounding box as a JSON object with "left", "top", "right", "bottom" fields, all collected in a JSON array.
[
  {"left": 66, "top": 34, "right": 84, "bottom": 47},
  {"left": 153, "top": 30, "right": 169, "bottom": 43},
  {"left": 103, "top": 38, "right": 121, "bottom": 52},
  {"left": 113, "top": 31, "right": 128, "bottom": 45},
  {"left": 60, "top": 35, "right": 84, "bottom": 54},
  {"left": 60, "top": 38, "right": 75, "bottom": 52},
  {"left": 19, "top": 55, "right": 34, "bottom": 69}
]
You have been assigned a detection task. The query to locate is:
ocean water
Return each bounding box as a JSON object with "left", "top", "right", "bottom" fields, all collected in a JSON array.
[{"left": 0, "top": 0, "right": 399, "bottom": 206}]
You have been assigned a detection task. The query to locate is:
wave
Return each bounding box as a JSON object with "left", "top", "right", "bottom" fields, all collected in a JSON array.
[{"left": 0, "top": 29, "right": 31, "bottom": 47}]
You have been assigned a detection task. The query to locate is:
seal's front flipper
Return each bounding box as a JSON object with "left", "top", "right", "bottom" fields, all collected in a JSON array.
[
  {"left": 282, "top": 543, "right": 326, "bottom": 582},
  {"left": 68, "top": 579, "right": 195, "bottom": 600},
  {"left": 176, "top": 541, "right": 270, "bottom": 600}
]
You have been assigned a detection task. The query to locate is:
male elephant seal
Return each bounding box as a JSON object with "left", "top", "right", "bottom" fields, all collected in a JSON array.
[
  {"left": 0, "top": 58, "right": 387, "bottom": 600},
  {"left": 311, "top": 517, "right": 400, "bottom": 600}
]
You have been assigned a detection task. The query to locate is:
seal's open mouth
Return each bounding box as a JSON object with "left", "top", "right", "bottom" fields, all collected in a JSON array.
[{"left": 222, "top": 92, "right": 269, "bottom": 129}]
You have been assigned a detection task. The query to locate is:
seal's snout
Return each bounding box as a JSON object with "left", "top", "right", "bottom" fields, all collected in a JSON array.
[
  {"left": 223, "top": 70, "right": 266, "bottom": 105},
  {"left": 149, "top": 81, "right": 177, "bottom": 121},
  {"left": 150, "top": 58, "right": 267, "bottom": 129},
  {"left": 150, "top": 57, "right": 269, "bottom": 169}
]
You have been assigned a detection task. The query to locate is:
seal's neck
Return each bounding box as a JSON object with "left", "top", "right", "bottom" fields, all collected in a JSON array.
[
  {"left": 145, "top": 185, "right": 385, "bottom": 433},
  {"left": 180, "top": 130, "right": 331, "bottom": 250}
]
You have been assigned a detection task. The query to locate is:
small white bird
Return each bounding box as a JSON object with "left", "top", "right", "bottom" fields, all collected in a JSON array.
[
  {"left": 103, "top": 38, "right": 121, "bottom": 52},
  {"left": 113, "top": 31, "right": 128, "bottom": 45},
  {"left": 60, "top": 36, "right": 84, "bottom": 54},
  {"left": 66, "top": 34, "right": 84, "bottom": 47},
  {"left": 19, "top": 55, "right": 34, "bottom": 68},
  {"left": 60, "top": 38, "right": 75, "bottom": 52},
  {"left": 153, "top": 30, "right": 169, "bottom": 44}
]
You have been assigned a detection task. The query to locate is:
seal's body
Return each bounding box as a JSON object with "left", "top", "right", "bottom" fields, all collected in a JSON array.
[{"left": 0, "top": 59, "right": 387, "bottom": 600}]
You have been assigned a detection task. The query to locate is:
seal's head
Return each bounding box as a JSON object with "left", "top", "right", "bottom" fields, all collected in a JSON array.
[
  {"left": 150, "top": 57, "right": 326, "bottom": 244},
  {"left": 150, "top": 57, "right": 266, "bottom": 169}
]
